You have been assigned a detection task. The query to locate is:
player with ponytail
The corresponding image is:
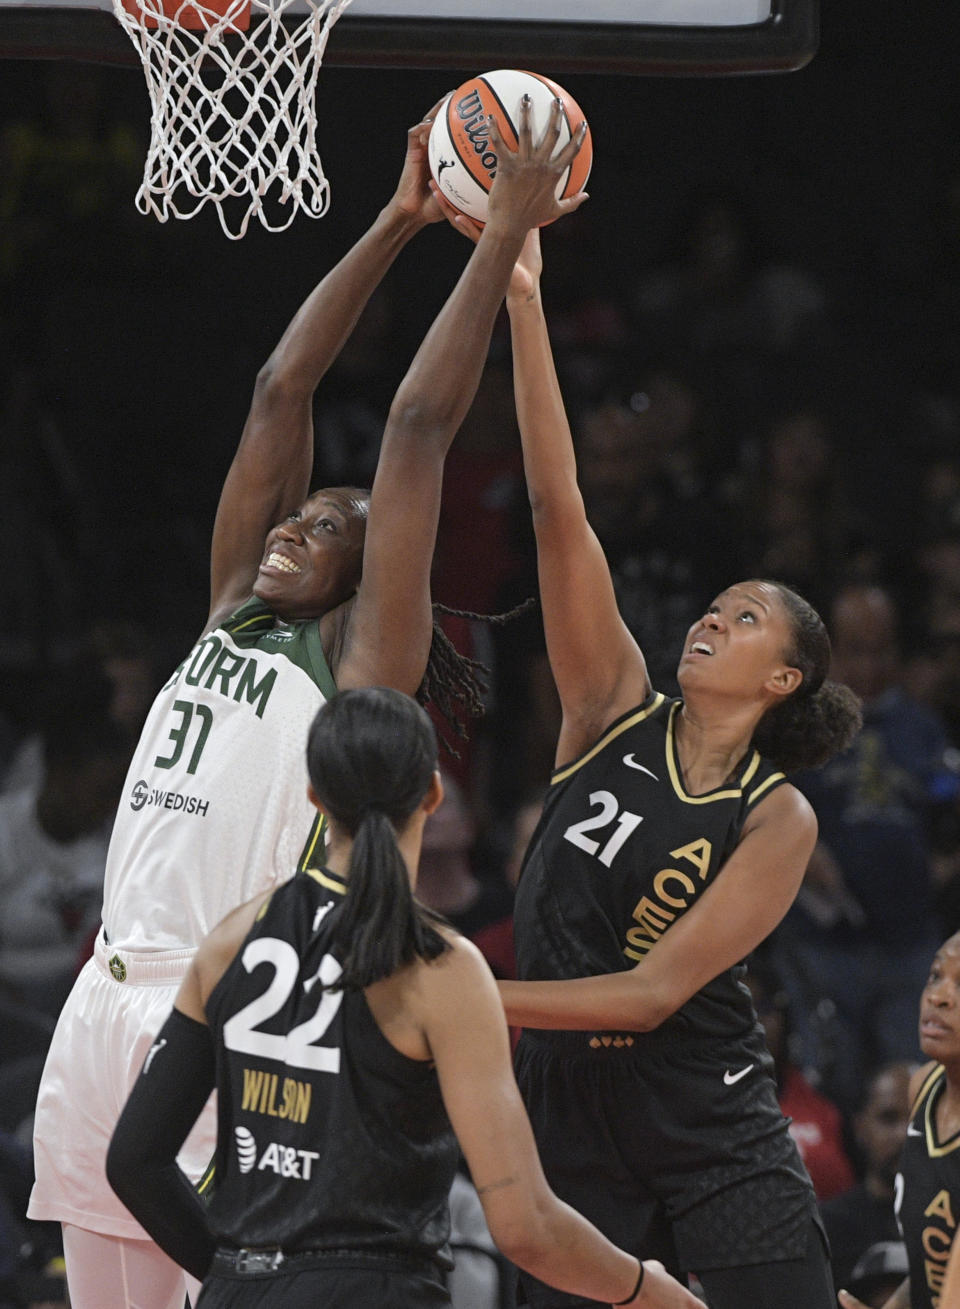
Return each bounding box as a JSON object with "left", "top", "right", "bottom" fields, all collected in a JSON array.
[
  {"left": 106, "top": 687, "right": 699, "bottom": 1309},
  {"left": 305, "top": 685, "right": 450, "bottom": 990}
]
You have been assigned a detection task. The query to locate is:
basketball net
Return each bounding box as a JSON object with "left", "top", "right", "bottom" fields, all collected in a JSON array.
[{"left": 113, "top": 0, "right": 353, "bottom": 239}]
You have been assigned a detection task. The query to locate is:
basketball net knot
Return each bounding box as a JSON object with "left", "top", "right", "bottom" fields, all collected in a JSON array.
[{"left": 113, "top": 0, "right": 352, "bottom": 238}]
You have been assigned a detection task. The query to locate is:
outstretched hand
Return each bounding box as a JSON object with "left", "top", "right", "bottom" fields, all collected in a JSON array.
[
  {"left": 390, "top": 97, "right": 450, "bottom": 225},
  {"left": 486, "top": 96, "right": 589, "bottom": 235}
]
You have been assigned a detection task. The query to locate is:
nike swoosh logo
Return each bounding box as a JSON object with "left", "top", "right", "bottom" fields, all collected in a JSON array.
[
  {"left": 144, "top": 1038, "right": 167, "bottom": 1075},
  {"left": 623, "top": 754, "right": 659, "bottom": 780},
  {"left": 723, "top": 1064, "right": 755, "bottom": 1085},
  {"left": 906, "top": 1123, "right": 923, "bottom": 1137}
]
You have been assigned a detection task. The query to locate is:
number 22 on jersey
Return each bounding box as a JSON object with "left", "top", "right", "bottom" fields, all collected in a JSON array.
[{"left": 223, "top": 937, "right": 344, "bottom": 1074}]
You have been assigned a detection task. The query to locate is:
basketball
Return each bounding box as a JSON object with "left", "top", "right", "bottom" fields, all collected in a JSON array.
[{"left": 428, "top": 68, "right": 592, "bottom": 226}]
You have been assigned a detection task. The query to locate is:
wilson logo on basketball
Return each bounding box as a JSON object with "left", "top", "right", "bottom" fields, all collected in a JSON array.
[
  {"left": 428, "top": 70, "right": 592, "bottom": 228},
  {"left": 455, "top": 90, "right": 497, "bottom": 177}
]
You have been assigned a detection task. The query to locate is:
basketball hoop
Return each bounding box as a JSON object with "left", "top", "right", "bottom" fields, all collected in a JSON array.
[{"left": 113, "top": 0, "right": 353, "bottom": 239}]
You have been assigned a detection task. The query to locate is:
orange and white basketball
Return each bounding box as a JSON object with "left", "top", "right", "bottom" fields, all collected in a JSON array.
[{"left": 428, "top": 69, "right": 592, "bottom": 226}]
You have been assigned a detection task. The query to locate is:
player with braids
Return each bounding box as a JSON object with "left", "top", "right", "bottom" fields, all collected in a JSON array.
[
  {"left": 479, "top": 227, "right": 864, "bottom": 1309},
  {"left": 29, "top": 99, "right": 586, "bottom": 1309},
  {"left": 107, "top": 687, "right": 702, "bottom": 1309},
  {"left": 424, "top": 596, "right": 536, "bottom": 751}
]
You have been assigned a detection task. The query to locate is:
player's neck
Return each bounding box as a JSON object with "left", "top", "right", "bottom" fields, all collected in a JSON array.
[
  {"left": 323, "top": 825, "right": 423, "bottom": 891},
  {"left": 674, "top": 703, "right": 756, "bottom": 793}
]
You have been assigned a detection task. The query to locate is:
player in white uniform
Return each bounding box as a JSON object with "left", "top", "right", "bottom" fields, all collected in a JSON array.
[{"left": 28, "top": 99, "right": 589, "bottom": 1309}]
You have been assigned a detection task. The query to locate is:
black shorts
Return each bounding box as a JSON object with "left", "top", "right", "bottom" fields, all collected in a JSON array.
[
  {"left": 197, "top": 1253, "right": 450, "bottom": 1308},
  {"left": 514, "top": 1024, "right": 823, "bottom": 1296}
]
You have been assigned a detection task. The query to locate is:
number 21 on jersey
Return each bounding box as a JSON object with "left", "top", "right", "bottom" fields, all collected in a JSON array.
[{"left": 564, "top": 790, "right": 643, "bottom": 868}]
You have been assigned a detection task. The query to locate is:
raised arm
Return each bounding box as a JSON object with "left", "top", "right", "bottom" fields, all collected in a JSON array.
[
  {"left": 499, "top": 783, "right": 817, "bottom": 1031},
  {"left": 419, "top": 937, "right": 701, "bottom": 1308},
  {"left": 207, "top": 105, "right": 446, "bottom": 628},
  {"left": 506, "top": 232, "right": 650, "bottom": 761},
  {"left": 334, "top": 100, "right": 588, "bottom": 694}
]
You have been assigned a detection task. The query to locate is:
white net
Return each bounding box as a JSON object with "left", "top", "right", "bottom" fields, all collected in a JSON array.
[{"left": 113, "top": 0, "right": 353, "bottom": 239}]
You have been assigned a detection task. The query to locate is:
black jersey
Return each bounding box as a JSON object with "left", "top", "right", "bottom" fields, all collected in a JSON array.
[
  {"left": 896, "top": 1064, "right": 960, "bottom": 1309},
  {"left": 204, "top": 869, "right": 459, "bottom": 1267},
  {"left": 513, "top": 694, "right": 787, "bottom": 1045}
]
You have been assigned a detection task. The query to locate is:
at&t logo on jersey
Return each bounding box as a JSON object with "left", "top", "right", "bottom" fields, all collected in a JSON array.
[
  {"left": 129, "top": 779, "right": 210, "bottom": 817},
  {"left": 234, "top": 1124, "right": 320, "bottom": 1180},
  {"left": 235, "top": 1126, "right": 257, "bottom": 1174}
]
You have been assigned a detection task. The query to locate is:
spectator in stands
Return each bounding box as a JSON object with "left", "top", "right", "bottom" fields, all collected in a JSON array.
[
  {"left": 746, "top": 956, "right": 855, "bottom": 1201},
  {"left": 572, "top": 384, "right": 730, "bottom": 695},
  {"left": 819, "top": 1063, "right": 912, "bottom": 1293},
  {"left": 415, "top": 769, "right": 514, "bottom": 978},
  {"left": 1, "top": 622, "right": 157, "bottom": 797},
  {"left": 0, "top": 671, "right": 131, "bottom": 1016},
  {"left": 731, "top": 406, "right": 872, "bottom": 616},
  {"left": 774, "top": 584, "right": 947, "bottom": 1110}
]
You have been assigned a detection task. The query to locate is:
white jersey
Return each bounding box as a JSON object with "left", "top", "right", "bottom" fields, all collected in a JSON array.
[{"left": 103, "top": 597, "right": 336, "bottom": 953}]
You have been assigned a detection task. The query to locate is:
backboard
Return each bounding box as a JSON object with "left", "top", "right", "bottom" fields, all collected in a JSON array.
[{"left": 0, "top": 0, "right": 818, "bottom": 75}]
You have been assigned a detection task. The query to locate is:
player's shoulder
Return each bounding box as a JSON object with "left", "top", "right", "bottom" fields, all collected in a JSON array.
[
  {"left": 414, "top": 928, "right": 496, "bottom": 1000},
  {"left": 195, "top": 888, "right": 274, "bottom": 1001},
  {"left": 748, "top": 777, "right": 815, "bottom": 826}
]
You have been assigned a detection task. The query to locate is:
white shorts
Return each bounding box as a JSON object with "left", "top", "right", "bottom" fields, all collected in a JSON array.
[{"left": 28, "top": 929, "right": 217, "bottom": 1239}]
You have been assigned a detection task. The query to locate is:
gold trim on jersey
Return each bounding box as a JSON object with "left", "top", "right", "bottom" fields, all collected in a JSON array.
[
  {"left": 912, "top": 1062, "right": 945, "bottom": 1117},
  {"left": 195, "top": 1157, "right": 217, "bottom": 1198},
  {"left": 747, "top": 771, "right": 786, "bottom": 806},
  {"left": 913, "top": 1064, "right": 960, "bottom": 1157},
  {"left": 665, "top": 702, "right": 762, "bottom": 804},
  {"left": 551, "top": 695, "right": 667, "bottom": 785},
  {"left": 231, "top": 611, "right": 275, "bottom": 632},
  {"left": 299, "top": 812, "right": 328, "bottom": 872},
  {"left": 305, "top": 867, "right": 347, "bottom": 898}
]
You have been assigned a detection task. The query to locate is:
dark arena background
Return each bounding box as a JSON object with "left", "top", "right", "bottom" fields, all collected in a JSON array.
[
  {"left": 6, "top": 1, "right": 960, "bottom": 1303},
  {"left": 1, "top": 0, "right": 957, "bottom": 671}
]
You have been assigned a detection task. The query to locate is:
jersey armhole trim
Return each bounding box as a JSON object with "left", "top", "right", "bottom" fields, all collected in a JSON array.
[
  {"left": 551, "top": 693, "right": 667, "bottom": 785},
  {"left": 746, "top": 770, "right": 786, "bottom": 807}
]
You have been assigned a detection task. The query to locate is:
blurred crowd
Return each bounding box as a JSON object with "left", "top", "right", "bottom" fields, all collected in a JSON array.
[{"left": 4, "top": 12, "right": 960, "bottom": 1302}]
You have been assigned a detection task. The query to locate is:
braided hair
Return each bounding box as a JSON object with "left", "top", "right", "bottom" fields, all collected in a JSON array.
[
  {"left": 314, "top": 485, "right": 532, "bottom": 757},
  {"left": 417, "top": 597, "right": 536, "bottom": 757},
  {"left": 751, "top": 581, "right": 862, "bottom": 773}
]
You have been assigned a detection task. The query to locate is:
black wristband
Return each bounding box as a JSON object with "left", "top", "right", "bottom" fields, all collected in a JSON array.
[{"left": 613, "top": 1260, "right": 644, "bottom": 1305}]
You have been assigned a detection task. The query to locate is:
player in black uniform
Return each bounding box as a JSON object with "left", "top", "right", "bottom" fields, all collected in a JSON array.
[
  {"left": 942, "top": 1217, "right": 960, "bottom": 1309},
  {"left": 479, "top": 228, "right": 864, "bottom": 1309},
  {"left": 105, "top": 686, "right": 702, "bottom": 1309},
  {"left": 838, "top": 931, "right": 960, "bottom": 1309}
]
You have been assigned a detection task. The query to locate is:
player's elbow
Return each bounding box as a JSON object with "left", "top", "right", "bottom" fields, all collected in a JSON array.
[
  {"left": 528, "top": 487, "right": 589, "bottom": 544},
  {"left": 484, "top": 1192, "right": 557, "bottom": 1271},
  {"left": 623, "top": 976, "right": 682, "bottom": 1033},
  {"left": 385, "top": 391, "right": 452, "bottom": 447},
  {"left": 252, "top": 357, "right": 311, "bottom": 409}
]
